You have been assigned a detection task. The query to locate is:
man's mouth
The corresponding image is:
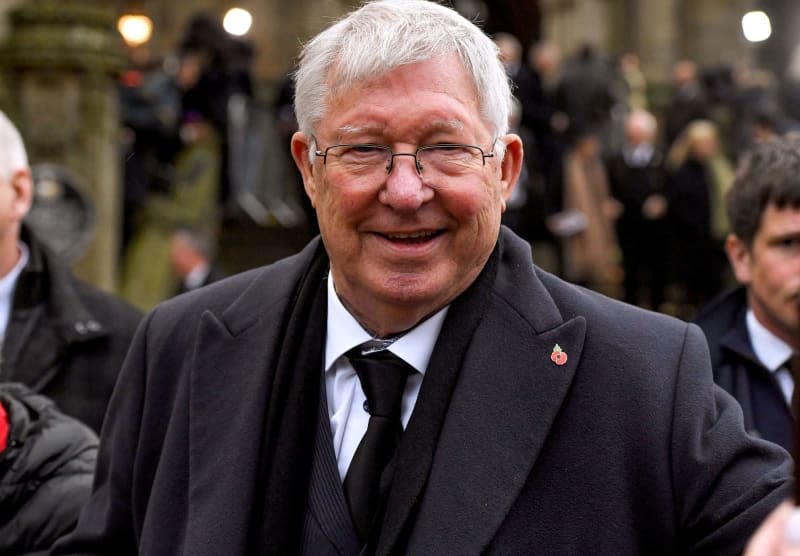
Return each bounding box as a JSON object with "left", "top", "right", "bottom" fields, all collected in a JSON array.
[{"left": 380, "top": 230, "right": 444, "bottom": 243}]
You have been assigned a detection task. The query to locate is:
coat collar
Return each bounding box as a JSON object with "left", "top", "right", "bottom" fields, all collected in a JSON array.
[
  {"left": 2, "top": 227, "right": 108, "bottom": 389},
  {"left": 13, "top": 226, "right": 107, "bottom": 343},
  {"left": 401, "top": 229, "right": 586, "bottom": 555},
  {"left": 183, "top": 240, "right": 325, "bottom": 554}
]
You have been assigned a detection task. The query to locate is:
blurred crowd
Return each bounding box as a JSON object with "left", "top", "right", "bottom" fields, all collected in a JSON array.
[
  {"left": 493, "top": 34, "right": 799, "bottom": 320},
  {"left": 116, "top": 14, "right": 798, "bottom": 319}
]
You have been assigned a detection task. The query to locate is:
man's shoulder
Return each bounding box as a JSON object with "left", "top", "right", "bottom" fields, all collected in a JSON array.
[
  {"left": 72, "top": 280, "right": 143, "bottom": 330},
  {"left": 147, "top": 239, "right": 322, "bottom": 333},
  {"left": 499, "top": 231, "right": 686, "bottom": 344},
  {"left": 536, "top": 268, "right": 685, "bottom": 336},
  {"left": 693, "top": 287, "right": 747, "bottom": 344}
]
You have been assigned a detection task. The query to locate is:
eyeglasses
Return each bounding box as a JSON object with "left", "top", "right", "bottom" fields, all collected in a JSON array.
[{"left": 314, "top": 143, "right": 495, "bottom": 179}]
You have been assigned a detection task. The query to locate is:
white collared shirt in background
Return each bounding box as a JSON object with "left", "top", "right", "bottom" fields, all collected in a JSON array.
[
  {"left": 324, "top": 272, "right": 448, "bottom": 481},
  {"left": 184, "top": 261, "right": 211, "bottom": 291},
  {"left": 747, "top": 309, "right": 794, "bottom": 405}
]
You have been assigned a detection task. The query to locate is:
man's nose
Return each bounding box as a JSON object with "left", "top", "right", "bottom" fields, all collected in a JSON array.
[{"left": 378, "top": 154, "right": 433, "bottom": 210}]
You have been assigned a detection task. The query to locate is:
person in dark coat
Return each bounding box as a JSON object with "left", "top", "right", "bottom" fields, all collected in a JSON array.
[
  {"left": 0, "top": 382, "right": 98, "bottom": 555},
  {"left": 0, "top": 111, "right": 142, "bottom": 434},
  {"left": 664, "top": 60, "right": 710, "bottom": 149},
  {"left": 53, "top": 2, "right": 790, "bottom": 555},
  {"left": 666, "top": 119, "right": 734, "bottom": 315},
  {"left": 695, "top": 135, "right": 800, "bottom": 452},
  {"left": 606, "top": 109, "right": 669, "bottom": 309}
]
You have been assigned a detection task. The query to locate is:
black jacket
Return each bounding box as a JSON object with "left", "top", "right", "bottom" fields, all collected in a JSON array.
[
  {"left": 0, "top": 382, "right": 98, "bottom": 555},
  {"left": 694, "top": 287, "right": 793, "bottom": 450},
  {"left": 0, "top": 227, "right": 143, "bottom": 433}
]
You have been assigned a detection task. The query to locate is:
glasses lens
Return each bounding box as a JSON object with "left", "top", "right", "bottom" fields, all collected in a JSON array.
[
  {"left": 325, "top": 145, "right": 390, "bottom": 177},
  {"left": 418, "top": 145, "right": 484, "bottom": 176}
]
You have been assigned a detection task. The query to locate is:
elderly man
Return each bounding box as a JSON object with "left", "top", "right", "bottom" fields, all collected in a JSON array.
[
  {"left": 606, "top": 108, "right": 669, "bottom": 309},
  {"left": 54, "top": 1, "right": 790, "bottom": 555},
  {"left": 0, "top": 112, "right": 141, "bottom": 433}
]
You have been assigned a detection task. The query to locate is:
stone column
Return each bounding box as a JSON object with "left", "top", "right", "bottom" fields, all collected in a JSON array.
[
  {"left": 540, "top": 0, "right": 611, "bottom": 55},
  {"left": 0, "top": 0, "right": 125, "bottom": 292},
  {"left": 680, "top": 0, "right": 752, "bottom": 69}
]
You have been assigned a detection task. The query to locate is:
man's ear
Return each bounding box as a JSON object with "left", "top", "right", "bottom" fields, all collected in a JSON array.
[
  {"left": 725, "top": 233, "right": 752, "bottom": 285},
  {"left": 10, "top": 168, "right": 32, "bottom": 221},
  {"left": 290, "top": 131, "right": 318, "bottom": 208},
  {"left": 498, "top": 134, "right": 523, "bottom": 212}
]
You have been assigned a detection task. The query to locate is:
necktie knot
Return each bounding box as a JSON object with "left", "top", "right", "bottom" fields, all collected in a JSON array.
[{"left": 346, "top": 347, "right": 414, "bottom": 418}]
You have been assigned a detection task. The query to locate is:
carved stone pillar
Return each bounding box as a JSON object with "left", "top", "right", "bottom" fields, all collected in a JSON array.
[
  {"left": 0, "top": 0, "right": 125, "bottom": 292},
  {"left": 679, "top": 0, "right": 752, "bottom": 68},
  {"left": 539, "top": 0, "right": 610, "bottom": 54}
]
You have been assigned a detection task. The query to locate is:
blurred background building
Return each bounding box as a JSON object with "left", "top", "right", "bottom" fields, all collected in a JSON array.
[{"left": 0, "top": 0, "right": 794, "bottom": 314}]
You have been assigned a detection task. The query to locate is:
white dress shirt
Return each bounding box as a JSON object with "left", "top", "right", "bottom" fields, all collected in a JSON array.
[
  {"left": 746, "top": 309, "right": 794, "bottom": 405},
  {"left": 324, "top": 273, "right": 448, "bottom": 480},
  {"left": 0, "top": 243, "right": 29, "bottom": 345}
]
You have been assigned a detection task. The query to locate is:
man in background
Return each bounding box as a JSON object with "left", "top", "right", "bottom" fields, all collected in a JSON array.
[
  {"left": 169, "top": 227, "right": 224, "bottom": 295},
  {"left": 0, "top": 111, "right": 141, "bottom": 433},
  {"left": 695, "top": 135, "right": 800, "bottom": 452},
  {"left": 606, "top": 108, "right": 669, "bottom": 309}
]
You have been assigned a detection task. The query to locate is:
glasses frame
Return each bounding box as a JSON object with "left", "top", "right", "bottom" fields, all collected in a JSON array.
[{"left": 314, "top": 142, "right": 495, "bottom": 176}]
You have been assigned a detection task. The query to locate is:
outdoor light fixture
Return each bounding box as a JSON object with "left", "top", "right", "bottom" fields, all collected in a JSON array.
[
  {"left": 118, "top": 13, "right": 153, "bottom": 46},
  {"left": 742, "top": 10, "right": 772, "bottom": 43},
  {"left": 223, "top": 7, "right": 253, "bottom": 37}
]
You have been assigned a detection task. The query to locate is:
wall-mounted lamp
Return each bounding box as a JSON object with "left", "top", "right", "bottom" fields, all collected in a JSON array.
[
  {"left": 223, "top": 7, "right": 252, "bottom": 37},
  {"left": 742, "top": 10, "right": 772, "bottom": 43},
  {"left": 118, "top": 13, "right": 153, "bottom": 46}
]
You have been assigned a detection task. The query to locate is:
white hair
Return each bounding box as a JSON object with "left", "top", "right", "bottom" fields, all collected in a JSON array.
[
  {"left": 0, "top": 111, "right": 28, "bottom": 180},
  {"left": 294, "top": 0, "right": 511, "bottom": 159}
]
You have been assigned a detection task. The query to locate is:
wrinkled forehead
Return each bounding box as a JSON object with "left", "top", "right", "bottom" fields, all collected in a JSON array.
[
  {"left": 324, "top": 48, "right": 470, "bottom": 100},
  {"left": 319, "top": 54, "right": 482, "bottom": 125}
]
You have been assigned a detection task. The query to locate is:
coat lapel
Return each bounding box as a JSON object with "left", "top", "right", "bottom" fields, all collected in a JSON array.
[
  {"left": 404, "top": 230, "right": 587, "bottom": 555},
  {"left": 183, "top": 252, "right": 311, "bottom": 554}
]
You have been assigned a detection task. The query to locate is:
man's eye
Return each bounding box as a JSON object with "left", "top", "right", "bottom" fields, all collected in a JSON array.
[
  {"left": 351, "top": 145, "right": 383, "bottom": 153},
  {"left": 428, "top": 145, "right": 471, "bottom": 158},
  {"left": 338, "top": 145, "right": 386, "bottom": 161},
  {"left": 777, "top": 237, "right": 800, "bottom": 250}
]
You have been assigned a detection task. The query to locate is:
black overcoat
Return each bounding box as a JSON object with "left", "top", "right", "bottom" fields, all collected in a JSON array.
[{"left": 54, "top": 228, "right": 790, "bottom": 555}]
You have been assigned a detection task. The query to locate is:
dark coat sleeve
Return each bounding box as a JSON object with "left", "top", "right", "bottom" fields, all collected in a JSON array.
[
  {"left": 669, "top": 324, "right": 791, "bottom": 553},
  {"left": 50, "top": 309, "right": 156, "bottom": 555}
]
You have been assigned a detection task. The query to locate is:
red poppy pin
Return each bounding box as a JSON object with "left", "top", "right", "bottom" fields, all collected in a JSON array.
[{"left": 550, "top": 344, "right": 568, "bottom": 366}]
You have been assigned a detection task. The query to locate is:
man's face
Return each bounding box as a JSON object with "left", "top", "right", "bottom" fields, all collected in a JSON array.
[
  {"left": 292, "top": 54, "right": 522, "bottom": 336},
  {"left": 727, "top": 203, "right": 800, "bottom": 346},
  {"left": 0, "top": 167, "right": 31, "bottom": 275}
]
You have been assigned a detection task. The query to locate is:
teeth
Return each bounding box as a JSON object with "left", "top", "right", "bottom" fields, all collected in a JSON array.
[{"left": 386, "top": 230, "right": 436, "bottom": 239}]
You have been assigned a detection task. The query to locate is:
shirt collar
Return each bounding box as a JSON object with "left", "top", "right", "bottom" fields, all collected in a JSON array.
[
  {"left": 746, "top": 309, "right": 794, "bottom": 372},
  {"left": 324, "top": 272, "right": 448, "bottom": 375}
]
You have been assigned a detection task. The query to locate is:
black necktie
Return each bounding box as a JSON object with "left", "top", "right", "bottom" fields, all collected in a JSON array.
[{"left": 344, "top": 347, "right": 414, "bottom": 544}]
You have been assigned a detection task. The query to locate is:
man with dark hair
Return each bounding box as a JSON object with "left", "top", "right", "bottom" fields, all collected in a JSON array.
[{"left": 695, "top": 135, "right": 800, "bottom": 451}]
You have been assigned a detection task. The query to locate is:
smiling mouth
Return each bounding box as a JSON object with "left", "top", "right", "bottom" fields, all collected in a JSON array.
[{"left": 379, "top": 230, "right": 444, "bottom": 243}]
